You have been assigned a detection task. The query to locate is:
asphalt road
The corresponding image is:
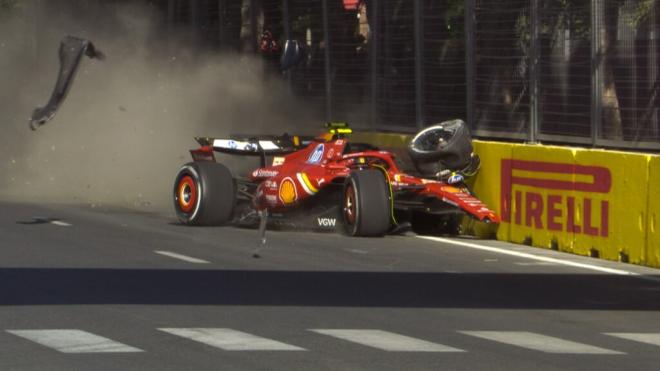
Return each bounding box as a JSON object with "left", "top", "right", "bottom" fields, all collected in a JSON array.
[{"left": 1, "top": 200, "right": 660, "bottom": 371}]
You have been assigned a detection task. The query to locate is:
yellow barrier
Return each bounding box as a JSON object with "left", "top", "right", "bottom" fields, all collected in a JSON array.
[
  {"left": 470, "top": 141, "right": 515, "bottom": 240},
  {"left": 505, "top": 144, "right": 578, "bottom": 251},
  {"left": 352, "top": 130, "right": 660, "bottom": 268},
  {"left": 647, "top": 156, "right": 660, "bottom": 267},
  {"left": 573, "top": 150, "right": 650, "bottom": 263}
]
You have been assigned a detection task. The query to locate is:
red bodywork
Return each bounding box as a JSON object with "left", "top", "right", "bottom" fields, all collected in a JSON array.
[{"left": 244, "top": 136, "right": 500, "bottom": 223}]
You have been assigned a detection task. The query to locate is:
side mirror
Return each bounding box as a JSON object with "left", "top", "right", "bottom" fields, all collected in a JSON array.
[{"left": 280, "top": 39, "right": 302, "bottom": 71}]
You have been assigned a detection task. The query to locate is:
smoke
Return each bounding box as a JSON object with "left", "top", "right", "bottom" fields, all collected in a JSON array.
[{"left": 0, "top": 1, "right": 318, "bottom": 211}]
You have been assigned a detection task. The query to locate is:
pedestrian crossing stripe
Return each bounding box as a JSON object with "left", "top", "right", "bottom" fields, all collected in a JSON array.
[
  {"left": 158, "top": 328, "right": 306, "bottom": 351},
  {"left": 6, "top": 329, "right": 143, "bottom": 353},
  {"left": 310, "top": 329, "right": 464, "bottom": 352},
  {"left": 460, "top": 331, "right": 623, "bottom": 354},
  {"left": 605, "top": 333, "right": 660, "bottom": 347}
]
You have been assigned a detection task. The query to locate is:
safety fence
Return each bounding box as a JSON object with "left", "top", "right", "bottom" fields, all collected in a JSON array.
[
  {"left": 352, "top": 130, "right": 660, "bottom": 269},
  {"left": 162, "top": 0, "right": 659, "bottom": 151},
  {"left": 471, "top": 0, "right": 660, "bottom": 150},
  {"left": 14, "top": 0, "right": 656, "bottom": 149}
]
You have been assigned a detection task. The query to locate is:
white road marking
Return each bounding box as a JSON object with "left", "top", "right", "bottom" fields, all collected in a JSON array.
[
  {"left": 310, "top": 329, "right": 464, "bottom": 352},
  {"left": 344, "top": 248, "right": 368, "bottom": 255},
  {"left": 605, "top": 333, "right": 660, "bottom": 346},
  {"left": 7, "top": 329, "right": 143, "bottom": 353},
  {"left": 460, "top": 331, "right": 623, "bottom": 354},
  {"left": 158, "top": 328, "right": 305, "bottom": 351},
  {"left": 418, "top": 236, "right": 639, "bottom": 276},
  {"left": 154, "top": 250, "right": 210, "bottom": 264},
  {"left": 50, "top": 220, "right": 71, "bottom": 227},
  {"left": 514, "top": 262, "right": 559, "bottom": 266}
]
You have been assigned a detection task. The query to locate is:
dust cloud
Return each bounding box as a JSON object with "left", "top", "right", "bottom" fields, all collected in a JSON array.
[{"left": 0, "top": 1, "right": 318, "bottom": 212}]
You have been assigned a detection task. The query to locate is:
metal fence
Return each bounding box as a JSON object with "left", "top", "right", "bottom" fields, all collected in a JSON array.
[
  {"left": 469, "top": 0, "right": 659, "bottom": 149},
  {"left": 168, "top": 0, "right": 659, "bottom": 149}
]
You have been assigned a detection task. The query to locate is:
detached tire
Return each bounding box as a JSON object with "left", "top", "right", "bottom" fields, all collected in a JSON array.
[
  {"left": 342, "top": 169, "right": 391, "bottom": 237},
  {"left": 173, "top": 162, "right": 236, "bottom": 225}
]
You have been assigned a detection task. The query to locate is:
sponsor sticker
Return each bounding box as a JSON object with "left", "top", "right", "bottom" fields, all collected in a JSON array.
[
  {"left": 501, "top": 159, "right": 612, "bottom": 236},
  {"left": 441, "top": 186, "right": 461, "bottom": 193},
  {"left": 272, "top": 156, "right": 285, "bottom": 166},
  {"left": 252, "top": 169, "right": 279, "bottom": 178},
  {"left": 263, "top": 180, "right": 278, "bottom": 189},
  {"left": 265, "top": 194, "right": 278, "bottom": 205},
  {"left": 448, "top": 173, "right": 464, "bottom": 185},
  {"left": 307, "top": 144, "right": 325, "bottom": 164},
  {"left": 278, "top": 177, "right": 298, "bottom": 205},
  {"left": 317, "top": 217, "right": 337, "bottom": 227},
  {"left": 258, "top": 140, "right": 279, "bottom": 150}
]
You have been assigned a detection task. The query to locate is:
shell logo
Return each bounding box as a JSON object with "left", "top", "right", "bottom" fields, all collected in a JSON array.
[{"left": 279, "top": 177, "right": 297, "bottom": 205}]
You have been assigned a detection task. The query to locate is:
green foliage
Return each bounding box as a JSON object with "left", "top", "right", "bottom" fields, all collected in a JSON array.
[
  {"left": 627, "top": 0, "right": 655, "bottom": 28},
  {"left": 443, "top": 0, "right": 465, "bottom": 39}
]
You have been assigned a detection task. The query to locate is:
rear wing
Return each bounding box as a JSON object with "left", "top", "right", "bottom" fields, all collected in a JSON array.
[
  {"left": 195, "top": 123, "right": 351, "bottom": 156},
  {"left": 195, "top": 135, "right": 316, "bottom": 156},
  {"left": 192, "top": 136, "right": 320, "bottom": 168}
]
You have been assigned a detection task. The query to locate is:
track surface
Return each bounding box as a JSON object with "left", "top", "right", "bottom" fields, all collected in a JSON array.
[{"left": 1, "top": 201, "right": 660, "bottom": 370}]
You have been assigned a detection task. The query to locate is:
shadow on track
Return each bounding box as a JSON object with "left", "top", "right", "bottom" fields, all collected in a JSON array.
[{"left": 1, "top": 268, "right": 659, "bottom": 310}]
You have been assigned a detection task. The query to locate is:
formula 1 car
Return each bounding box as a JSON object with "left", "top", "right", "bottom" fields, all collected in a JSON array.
[{"left": 173, "top": 120, "right": 499, "bottom": 237}]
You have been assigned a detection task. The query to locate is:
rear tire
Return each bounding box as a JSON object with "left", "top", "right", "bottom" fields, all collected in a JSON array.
[
  {"left": 342, "top": 169, "right": 391, "bottom": 237},
  {"left": 173, "top": 162, "right": 236, "bottom": 225}
]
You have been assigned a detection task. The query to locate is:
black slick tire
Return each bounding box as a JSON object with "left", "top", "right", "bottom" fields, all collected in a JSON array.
[
  {"left": 173, "top": 162, "right": 236, "bottom": 226},
  {"left": 342, "top": 169, "right": 391, "bottom": 237}
]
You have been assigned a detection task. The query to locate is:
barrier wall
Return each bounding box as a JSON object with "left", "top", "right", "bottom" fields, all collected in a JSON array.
[
  {"left": 468, "top": 141, "right": 514, "bottom": 240},
  {"left": 647, "top": 157, "right": 660, "bottom": 267},
  {"left": 354, "top": 131, "right": 660, "bottom": 268},
  {"left": 572, "top": 150, "right": 649, "bottom": 262}
]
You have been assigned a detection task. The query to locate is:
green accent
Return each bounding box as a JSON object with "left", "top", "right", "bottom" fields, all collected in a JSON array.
[{"left": 372, "top": 164, "right": 398, "bottom": 226}]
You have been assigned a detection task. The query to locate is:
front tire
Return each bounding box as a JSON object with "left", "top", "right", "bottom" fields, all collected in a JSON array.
[
  {"left": 342, "top": 169, "right": 391, "bottom": 237},
  {"left": 173, "top": 162, "right": 236, "bottom": 225}
]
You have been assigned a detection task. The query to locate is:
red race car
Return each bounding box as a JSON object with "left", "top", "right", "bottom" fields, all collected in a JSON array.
[{"left": 173, "top": 120, "right": 499, "bottom": 237}]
